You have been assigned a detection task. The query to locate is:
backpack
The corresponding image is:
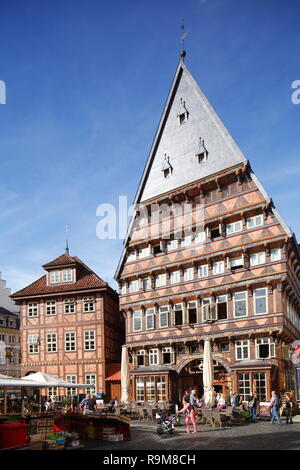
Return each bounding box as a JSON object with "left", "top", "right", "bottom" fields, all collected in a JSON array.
[{"left": 274, "top": 397, "right": 281, "bottom": 408}]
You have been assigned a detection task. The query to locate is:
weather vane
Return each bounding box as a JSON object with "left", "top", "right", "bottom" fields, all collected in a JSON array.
[
  {"left": 65, "top": 225, "right": 69, "bottom": 255},
  {"left": 180, "top": 20, "right": 189, "bottom": 59}
]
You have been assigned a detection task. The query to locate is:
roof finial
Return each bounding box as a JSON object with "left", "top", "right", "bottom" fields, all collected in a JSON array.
[
  {"left": 180, "top": 19, "right": 188, "bottom": 60},
  {"left": 65, "top": 225, "right": 69, "bottom": 255}
]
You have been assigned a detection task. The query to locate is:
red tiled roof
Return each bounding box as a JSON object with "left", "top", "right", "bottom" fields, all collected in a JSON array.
[
  {"left": 42, "top": 253, "right": 78, "bottom": 269},
  {"left": 105, "top": 363, "right": 121, "bottom": 382},
  {"left": 11, "top": 254, "right": 107, "bottom": 298}
]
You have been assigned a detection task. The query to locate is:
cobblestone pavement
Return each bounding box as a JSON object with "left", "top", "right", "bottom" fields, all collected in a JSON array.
[{"left": 86, "top": 419, "right": 300, "bottom": 451}]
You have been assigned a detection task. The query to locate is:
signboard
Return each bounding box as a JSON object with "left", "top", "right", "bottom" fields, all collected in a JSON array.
[{"left": 259, "top": 402, "right": 270, "bottom": 417}]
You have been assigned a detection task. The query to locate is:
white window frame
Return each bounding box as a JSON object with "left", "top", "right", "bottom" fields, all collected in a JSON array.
[
  {"left": 146, "top": 308, "right": 155, "bottom": 330},
  {"left": 129, "top": 279, "right": 139, "bottom": 293},
  {"left": 156, "top": 273, "right": 166, "bottom": 288},
  {"left": 162, "top": 347, "right": 175, "bottom": 364},
  {"left": 271, "top": 248, "right": 281, "bottom": 262},
  {"left": 167, "top": 240, "right": 179, "bottom": 252},
  {"left": 121, "top": 283, "right": 127, "bottom": 295},
  {"left": 133, "top": 310, "right": 142, "bottom": 332},
  {"left": 127, "top": 251, "right": 137, "bottom": 262},
  {"left": 254, "top": 288, "right": 268, "bottom": 315},
  {"left": 247, "top": 214, "right": 264, "bottom": 229},
  {"left": 184, "top": 267, "right": 194, "bottom": 281},
  {"left": 28, "top": 303, "right": 39, "bottom": 317},
  {"left": 194, "top": 231, "right": 206, "bottom": 244},
  {"left": 198, "top": 264, "right": 208, "bottom": 278},
  {"left": 49, "top": 270, "right": 60, "bottom": 284},
  {"left": 212, "top": 261, "right": 224, "bottom": 275},
  {"left": 170, "top": 270, "right": 180, "bottom": 285},
  {"left": 85, "top": 374, "right": 96, "bottom": 395},
  {"left": 62, "top": 269, "right": 73, "bottom": 282},
  {"left": 149, "top": 348, "right": 159, "bottom": 366},
  {"left": 83, "top": 297, "right": 95, "bottom": 313},
  {"left": 250, "top": 252, "right": 266, "bottom": 267},
  {"left": 226, "top": 220, "right": 243, "bottom": 235},
  {"left": 64, "top": 298, "right": 76, "bottom": 314},
  {"left": 233, "top": 291, "right": 248, "bottom": 318},
  {"left": 84, "top": 330, "right": 96, "bottom": 351},
  {"left": 47, "top": 333, "right": 57, "bottom": 353},
  {"left": 65, "top": 331, "right": 76, "bottom": 352},
  {"left": 28, "top": 334, "right": 39, "bottom": 354},
  {"left": 255, "top": 338, "right": 276, "bottom": 359},
  {"left": 159, "top": 306, "right": 169, "bottom": 328},
  {"left": 46, "top": 300, "right": 56, "bottom": 316},
  {"left": 235, "top": 340, "right": 250, "bottom": 360},
  {"left": 66, "top": 374, "right": 77, "bottom": 396}
]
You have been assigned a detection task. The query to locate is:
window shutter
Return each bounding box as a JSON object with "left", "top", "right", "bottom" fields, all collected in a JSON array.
[
  {"left": 270, "top": 343, "right": 276, "bottom": 358},
  {"left": 203, "top": 304, "right": 209, "bottom": 322},
  {"left": 255, "top": 342, "right": 260, "bottom": 359}
]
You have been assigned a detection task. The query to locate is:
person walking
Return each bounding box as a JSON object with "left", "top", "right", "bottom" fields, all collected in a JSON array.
[
  {"left": 80, "top": 394, "right": 90, "bottom": 414},
  {"left": 269, "top": 391, "right": 281, "bottom": 425},
  {"left": 178, "top": 402, "right": 197, "bottom": 433},
  {"left": 285, "top": 393, "right": 293, "bottom": 424},
  {"left": 247, "top": 393, "right": 258, "bottom": 423}
]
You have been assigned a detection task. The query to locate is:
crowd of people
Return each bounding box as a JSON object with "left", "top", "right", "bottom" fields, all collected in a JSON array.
[{"left": 176, "top": 388, "right": 295, "bottom": 433}]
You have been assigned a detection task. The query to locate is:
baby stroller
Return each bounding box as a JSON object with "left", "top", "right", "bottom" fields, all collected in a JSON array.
[{"left": 156, "top": 411, "right": 176, "bottom": 435}]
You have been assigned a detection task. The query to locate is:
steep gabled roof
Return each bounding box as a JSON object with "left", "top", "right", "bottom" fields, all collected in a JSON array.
[
  {"left": 11, "top": 254, "right": 107, "bottom": 298},
  {"left": 42, "top": 252, "right": 77, "bottom": 269}
]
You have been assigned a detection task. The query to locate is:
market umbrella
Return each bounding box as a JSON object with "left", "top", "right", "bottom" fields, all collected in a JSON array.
[
  {"left": 20, "top": 371, "right": 88, "bottom": 387},
  {"left": 121, "top": 345, "right": 130, "bottom": 403},
  {"left": 203, "top": 339, "right": 214, "bottom": 406}
]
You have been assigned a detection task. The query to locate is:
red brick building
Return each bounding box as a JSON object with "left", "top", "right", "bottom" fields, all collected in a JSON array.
[
  {"left": 115, "top": 55, "right": 300, "bottom": 404},
  {"left": 11, "top": 252, "right": 124, "bottom": 399}
]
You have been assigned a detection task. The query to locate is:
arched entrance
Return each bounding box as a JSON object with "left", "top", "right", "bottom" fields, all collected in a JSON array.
[{"left": 176, "top": 355, "right": 232, "bottom": 401}]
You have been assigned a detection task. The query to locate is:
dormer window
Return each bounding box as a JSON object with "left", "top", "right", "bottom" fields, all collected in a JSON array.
[
  {"left": 50, "top": 271, "right": 60, "bottom": 284},
  {"left": 62, "top": 269, "right": 73, "bottom": 282},
  {"left": 161, "top": 154, "right": 173, "bottom": 179},
  {"left": 196, "top": 137, "right": 208, "bottom": 163},
  {"left": 177, "top": 98, "right": 189, "bottom": 125}
]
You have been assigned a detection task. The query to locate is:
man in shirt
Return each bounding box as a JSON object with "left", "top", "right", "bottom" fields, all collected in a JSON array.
[{"left": 269, "top": 390, "right": 281, "bottom": 424}]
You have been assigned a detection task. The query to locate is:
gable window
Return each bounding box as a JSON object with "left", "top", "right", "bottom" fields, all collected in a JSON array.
[
  {"left": 271, "top": 248, "right": 281, "bottom": 261},
  {"left": 198, "top": 264, "right": 208, "bottom": 278},
  {"left": 177, "top": 99, "right": 188, "bottom": 125},
  {"left": 47, "top": 333, "right": 57, "bottom": 353},
  {"left": 162, "top": 347, "right": 174, "bottom": 365},
  {"left": 64, "top": 299, "right": 75, "bottom": 314},
  {"left": 84, "top": 330, "right": 96, "bottom": 351},
  {"left": 49, "top": 271, "right": 60, "bottom": 284},
  {"left": 184, "top": 268, "right": 194, "bottom": 282},
  {"left": 196, "top": 137, "right": 208, "bottom": 163},
  {"left": 233, "top": 292, "right": 247, "bottom": 317},
  {"left": 255, "top": 338, "right": 276, "bottom": 359},
  {"left": 235, "top": 340, "right": 250, "bottom": 360},
  {"left": 46, "top": 300, "right": 56, "bottom": 316},
  {"left": 28, "top": 303, "right": 39, "bottom": 317},
  {"left": 250, "top": 252, "right": 266, "bottom": 267},
  {"left": 62, "top": 269, "right": 73, "bottom": 282},
  {"left": 83, "top": 297, "right": 95, "bottom": 312},
  {"left": 159, "top": 306, "right": 169, "bottom": 328},
  {"left": 65, "top": 331, "right": 76, "bottom": 352},
  {"left": 254, "top": 288, "right": 268, "bottom": 315},
  {"left": 226, "top": 221, "right": 243, "bottom": 235},
  {"left": 133, "top": 310, "right": 142, "bottom": 332},
  {"left": 213, "top": 261, "right": 224, "bottom": 275},
  {"left": 174, "top": 303, "right": 183, "bottom": 326},
  {"left": 188, "top": 301, "right": 198, "bottom": 324},
  {"left": 146, "top": 308, "right": 155, "bottom": 330},
  {"left": 247, "top": 214, "right": 263, "bottom": 229},
  {"left": 170, "top": 270, "right": 180, "bottom": 284}
]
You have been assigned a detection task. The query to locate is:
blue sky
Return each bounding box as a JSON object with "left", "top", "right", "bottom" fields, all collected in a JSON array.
[{"left": 0, "top": 0, "right": 299, "bottom": 293}]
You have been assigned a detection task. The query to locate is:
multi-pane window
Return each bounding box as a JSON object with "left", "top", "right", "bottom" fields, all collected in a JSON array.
[
  {"left": 253, "top": 373, "right": 267, "bottom": 401},
  {"left": 170, "top": 270, "right": 180, "bottom": 284},
  {"left": 84, "top": 330, "right": 96, "bottom": 351},
  {"left": 149, "top": 349, "right": 159, "bottom": 366},
  {"left": 62, "top": 269, "right": 73, "bottom": 282},
  {"left": 156, "top": 273, "right": 166, "bottom": 288},
  {"left": 28, "top": 303, "right": 39, "bottom": 317},
  {"left": 254, "top": 288, "right": 268, "bottom": 315},
  {"left": 247, "top": 214, "right": 263, "bottom": 229},
  {"left": 157, "top": 376, "right": 166, "bottom": 401},
  {"left": 238, "top": 373, "right": 250, "bottom": 400},
  {"left": 66, "top": 375, "right": 77, "bottom": 396},
  {"left": 229, "top": 256, "right": 244, "bottom": 270},
  {"left": 85, "top": 374, "right": 96, "bottom": 395},
  {"left": 138, "top": 247, "right": 150, "bottom": 259},
  {"left": 167, "top": 240, "right": 178, "bottom": 251},
  {"left": 220, "top": 342, "right": 230, "bottom": 353},
  {"left": 250, "top": 252, "right": 266, "bottom": 267},
  {"left": 271, "top": 248, "right": 281, "bottom": 261},
  {"left": 194, "top": 231, "right": 206, "bottom": 244},
  {"left": 212, "top": 261, "right": 224, "bottom": 275},
  {"left": 129, "top": 280, "right": 139, "bottom": 293},
  {"left": 177, "top": 346, "right": 186, "bottom": 355},
  {"left": 146, "top": 377, "right": 155, "bottom": 401},
  {"left": 50, "top": 271, "right": 60, "bottom": 284},
  {"left": 47, "top": 333, "right": 57, "bottom": 353},
  {"left": 233, "top": 292, "right": 247, "bottom": 317},
  {"left": 64, "top": 299, "right": 75, "bottom": 314},
  {"left": 174, "top": 303, "right": 183, "bottom": 326},
  {"left": 28, "top": 334, "right": 39, "bottom": 354},
  {"left": 133, "top": 310, "right": 142, "bottom": 332},
  {"left": 83, "top": 297, "right": 95, "bottom": 312},
  {"left": 198, "top": 264, "right": 208, "bottom": 278},
  {"left": 143, "top": 277, "right": 152, "bottom": 291},
  {"left": 255, "top": 338, "right": 275, "bottom": 359},
  {"left": 146, "top": 308, "right": 155, "bottom": 330},
  {"left": 216, "top": 295, "right": 228, "bottom": 320},
  {"left": 48, "top": 387, "right": 57, "bottom": 398},
  {"left": 226, "top": 220, "right": 243, "bottom": 235},
  {"left": 184, "top": 268, "right": 194, "bottom": 282},
  {"left": 159, "top": 306, "right": 169, "bottom": 328},
  {"left": 137, "top": 349, "right": 147, "bottom": 366},
  {"left": 65, "top": 332, "right": 76, "bottom": 352},
  {"left": 136, "top": 377, "right": 145, "bottom": 401},
  {"left": 235, "top": 340, "right": 250, "bottom": 360},
  {"left": 46, "top": 300, "right": 56, "bottom": 316},
  {"left": 127, "top": 251, "right": 136, "bottom": 262}
]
